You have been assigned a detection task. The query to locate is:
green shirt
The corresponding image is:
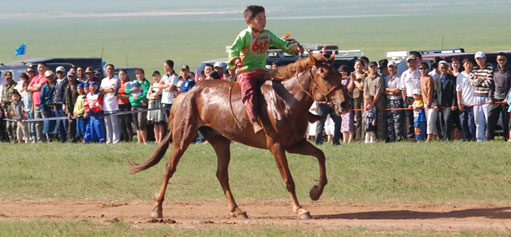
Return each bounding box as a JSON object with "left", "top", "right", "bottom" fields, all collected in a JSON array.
[
  {"left": 125, "top": 79, "right": 150, "bottom": 107},
  {"left": 228, "top": 27, "right": 297, "bottom": 73}
]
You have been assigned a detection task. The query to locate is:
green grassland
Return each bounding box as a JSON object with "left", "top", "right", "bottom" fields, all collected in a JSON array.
[{"left": 1, "top": 141, "right": 510, "bottom": 204}]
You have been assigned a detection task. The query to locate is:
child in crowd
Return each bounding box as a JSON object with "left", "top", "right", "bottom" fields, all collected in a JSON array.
[
  {"left": 363, "top": 96, "right": 377, "bottom": 144},
  {"left": 74, "top": 84, "right": 87, "bottom": 142},
  {"left": 125, "top": 80, "right": 140, "bottom": 101},
  {"left": 146, "top": 71, "right": 166, "bottom": 144},
  {"left": 20, "top": 81, "right": 35, "bottom": 142},
  {"left": 9, "top": 92, "right": 28, "bottom": 143},
  {"left": 409, "top": 89, "right": 426, "bottom": 142},
  {"left": 83, "top": 82, "right": 105, "bottom": 143}
]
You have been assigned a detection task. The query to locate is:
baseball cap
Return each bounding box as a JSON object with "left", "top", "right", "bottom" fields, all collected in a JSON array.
[
  {"left": 56, "top": 66, "right": 66, "bottom": 73},
  {"left": 89, "top": 81, "right": 97, "bottom": 86},
  {"left": 412, "top": 89, "right": 421, "bottom": 95},
  {"left": 85, "top": 67, "right": 94, "bottom": 73},
  {"left": 214, "top": 61, "right": 225, "bottom": 68},
  {"left": 388, "top": 60, "right": 398, "bottom": 67},
  {"left": 77, "top": 83, "right": 84, "bottom": 88},
  {"left": 368, "top": 61, "right": 378, "bottom": 67},
  {"left": 67, "top": 71, "right": 76, "bottom": 77},
  {"left": 44, "top": 70, "right": 54, "bottom": 77},
  {"left": 93, "top": 69, "right": 102, "bottom": 75},
  {"left": 181, "top": 65, "right": 190, "bottom": 71},
  {"left": 438, "top": 60, "right": 450, "bottom": 67},
  {"left": 475, "top": 51, "right": 486, "bottom": 59},
  {"left": 378, "top": 59, "right": 388, "bottom": 69},
  {"left": 406, "top": 54, "right": 417, "bottom": 62}
]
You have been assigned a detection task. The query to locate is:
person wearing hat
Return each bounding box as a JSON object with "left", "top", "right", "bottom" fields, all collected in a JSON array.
[
  {"left": 100, "top": 64, "right": 121, "bottom": 144},
  {"left": 213, "top": 62, "right": 225, "bottom": 80},
  {"left": 27, "top": 63, "right": 49, "bottom": 142},
  {"left": 180, "top": 65, "right": 195, "bottom": 93},
  {"left": 40, "top": 70, "right": 58, "bottom": 142},
  {"left": 469, "top": 51, "right": 494, "bottom": 142},
  {"left": 364, "top": 61, "right": 387, "bottom": 141},
  {"left": 408, "top": 88, "right": 426, "bottom": 141},
  {"left": 83, "top": 81, "right": 105, "bottom": 143},
  {"left": 378, "top": 59, "right": 389, "bottom": 79},
  {"left": 384, "top": 60, "right": 405, "bottom": 142},
  {"left": 2, "top": 71, "right": 18, "bottom": 142},
  {"left": 73, "top": 83, "right": 87, "bottom": 142},
  {"left": 434, "top": 60, "right": 458, "bottom": 141},
  {"left": 84, "top": 66, "right": 101, "bottom": 86},
  {"left": 400, "top": 54, "right": 421, "bottom": 141},
  {"left": 64, "top": 70, "right": 80, "bottom": 142},
  {"left": 54, "top": 66, "right": 69, "bottom": 142}
]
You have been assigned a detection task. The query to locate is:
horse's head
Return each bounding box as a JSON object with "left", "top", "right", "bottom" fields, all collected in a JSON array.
[{"left": 307, "top": 53, "right": 351, "bottom": 115}]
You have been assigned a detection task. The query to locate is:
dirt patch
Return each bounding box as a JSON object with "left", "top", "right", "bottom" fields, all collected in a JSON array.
[{"left": 1, "top": 200, "right": 511, "bottom": 231}]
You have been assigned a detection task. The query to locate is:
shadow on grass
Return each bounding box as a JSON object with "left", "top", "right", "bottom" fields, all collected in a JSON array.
[{"left": 315, "top": 207, "right": 511, "bottom": 220}]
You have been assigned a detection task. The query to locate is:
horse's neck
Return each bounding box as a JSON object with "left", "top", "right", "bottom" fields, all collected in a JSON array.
[{"left": 280, "top": 73, "right": 315, "bottom": 110}]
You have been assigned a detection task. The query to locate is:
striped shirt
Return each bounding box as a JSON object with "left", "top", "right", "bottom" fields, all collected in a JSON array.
[{"left": 470, "top": 63, "right": 494, "bottom": 97}]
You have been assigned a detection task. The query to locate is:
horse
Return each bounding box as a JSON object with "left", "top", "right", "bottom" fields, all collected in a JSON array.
[{"left": 128, "top": 53, "right": 351, "bottom": 220}]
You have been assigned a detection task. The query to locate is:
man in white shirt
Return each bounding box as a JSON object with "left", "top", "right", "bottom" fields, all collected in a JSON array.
[
  {"left": 456, "top": 57, "right": 476, "bottom": 141},
  {"left": 100, "top": 64, "right": 121, "bottom": 144},
  {"left": 158, "top": 60, "right": 179, "bottom": 119},
  {"left": 400, "top": 55, "right": 421, "bottom": 141}
]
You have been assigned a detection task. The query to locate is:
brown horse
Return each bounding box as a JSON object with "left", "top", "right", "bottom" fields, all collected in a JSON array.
[{"left": 128, "top": 53, "right": 351, "bottom": 219}]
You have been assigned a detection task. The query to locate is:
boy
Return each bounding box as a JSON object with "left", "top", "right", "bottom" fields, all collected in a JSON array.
[
  {"left": 363, "top": 96, "right": 377, "bottom": 144},
  {"left": 74, "top": 83, "right": 86, "bottom": 142},
  {"left": 83, "top": 81, "right": 105, "bottom": 143},
  {"left": 228, "top": 5, "right": 302, "bottom": 134},
  {"left": 409, "top": 89, "right": 426, "bottom": 141},
  {"left": 9, "top": 92, "right": 28, "bottom": 143}
]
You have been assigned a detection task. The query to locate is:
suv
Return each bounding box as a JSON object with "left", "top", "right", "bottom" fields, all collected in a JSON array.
[{"left": 0, "top": 57, "right": 103, "bottom": 81}]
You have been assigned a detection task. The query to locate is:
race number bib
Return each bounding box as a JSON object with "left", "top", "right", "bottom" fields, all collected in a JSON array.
[{"left": 249, "top": 32, "right": 269, "bottom": 56}]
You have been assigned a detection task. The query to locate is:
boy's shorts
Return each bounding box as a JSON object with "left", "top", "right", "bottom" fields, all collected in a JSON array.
[{"left": 414, "top": 121, "right": 426, "bottom": 141}]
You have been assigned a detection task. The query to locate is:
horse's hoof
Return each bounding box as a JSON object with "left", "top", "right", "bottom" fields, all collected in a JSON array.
[
  {"left": 298, "top": 211, "right": 312, "bottom": 220},
  {"left": 235, "top": 212, "right": 248, "bottom": 219},
  {"left": 309, "top": 185, "right": 321, "bottom": 201},
  {"left": 151, "top": 210, "right": 163, "bottom": 218}
]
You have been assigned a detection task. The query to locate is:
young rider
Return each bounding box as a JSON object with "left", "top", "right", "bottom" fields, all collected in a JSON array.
[{"left": 228, "top": 5, "right": 303, "bottom": 134}]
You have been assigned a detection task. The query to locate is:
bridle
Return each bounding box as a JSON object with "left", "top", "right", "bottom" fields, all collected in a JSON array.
[{"left": 296, "top": 66, "right": 342, "bottom": 105}]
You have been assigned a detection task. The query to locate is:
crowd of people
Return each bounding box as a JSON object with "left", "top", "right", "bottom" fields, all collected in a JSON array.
[
  {"left": 308, "top": 51, "right": 511, "bottom": 144},
  {"left": 0, "top": 59, "right": 222, "bottom": 144},
  {"left": 1, "top": 51, "right": 510, "bottom": 145}
]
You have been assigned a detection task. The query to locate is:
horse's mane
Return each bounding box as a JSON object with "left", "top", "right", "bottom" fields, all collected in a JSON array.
[{"left": 270, "top": 54, "right": 328, "bottom": 81}]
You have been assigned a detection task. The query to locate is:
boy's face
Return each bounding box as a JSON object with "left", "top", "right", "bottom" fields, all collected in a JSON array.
[
  {"left": 413, "top": 94, "right": 422, "bottom": 100},
  {"left": 84, "top": 87, "right": 89, "bottom": 94},
  {"left": 12, "top": 94, "right": 20, "bottom": 102},
  {"left": 246, "top": 12, "right": 266, "bottom": 31},
  {"left": 89, "top": 85, "right": 97, "bottom": 92},
  {"left": 78, "top": 87, "right": 84, "bottom": 95}
]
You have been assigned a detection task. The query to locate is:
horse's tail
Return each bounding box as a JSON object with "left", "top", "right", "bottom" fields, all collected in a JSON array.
[{"left": 127, "top": 106, "right": 175, "bottom": 175}]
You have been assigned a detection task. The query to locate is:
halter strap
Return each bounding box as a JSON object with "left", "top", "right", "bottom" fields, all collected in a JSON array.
[{"left": 295, "top": 68, "right": 341, "bottom": 104}]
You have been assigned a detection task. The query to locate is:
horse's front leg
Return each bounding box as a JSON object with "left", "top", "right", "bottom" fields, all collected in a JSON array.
[
  {"left": 286, "top": 138, "right": 327, "bottom": 201},
  {"left": 268, "top": 141, "right": 312, "bottom": 219}
]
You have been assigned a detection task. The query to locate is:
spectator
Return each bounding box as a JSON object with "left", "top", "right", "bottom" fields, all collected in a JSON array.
[
  {"left": 349, "top": 59, "right": 366, "bottom": 140},
  {"left": 117, "top": 69, "right": 133, "bottom": 142},
  {"left": 271, "top": 62, "right": 278, "bottom": 70},
  {"left": 84, "top": 67, "right": 101, "bottom": 85},
  {"left": 20, "top": 80, "right": 35, "bottom": 142},
  {"left": 488, "top": 53, "right": 510, "bottom": 141},
  {"left": 126, "top": 68, "right": 150, "bottom": 144},
  {"left": 100, "top": 64, "right": 121, "bottom": 144},
  {"left": 400, "top": 54, "right": 421, "bottom": 141},
  {"left": 64, "top": 71, "right": 79, "bottom": 142},
  {"left": 146, "top": 71, "right": 166, "bottom": 144},
  {"left": 213, "top": 62, "right": 225, "bottom": 80},
  {"left": 456, "top": 57, "right": 476, "bottom": 141},
  {"left": 378, "top": 59, "right": 389, "bottom": 78},
  {"left": 94, "top": 69, "right": 103, "bottom": 82},
  {"left": 76, "top": 66, "right": 86, "bottom": 84},
  {"left": 9, "top": 91, "right": 28, "bottom": 143},
  {"left": 83, "top": 82, "right": 105, "bottom": 143},
  {"left": 54, "top": 66, "right": 68, "bottom": 142},
  {"left": 429, "top": 56, "right": 442, "bottom": 80},
  {"left": 73, "top": 84, "right": 86, "bottom": 142},
  {"left": 409, "top": 89, "right": 426, "bottom": 141},
  {"left": 363, "top": 95, "right": 377, "bottom": 143},
  {"left": 450, "top": 57, "right": 462, "bottom": 77},
  {"left": 315, "top": 101, "right": 341, "bottom": 145},
  {"left": 203, "top": 64, "right": 214, "bottom": 80},
  {"left": 364, "top": 61, "right": 386, "bottom": 141},
  {"left": 470, "top": 51, "right": 494, "bottom": 142},
  {"left": 40, "top": 70, "right": 57, "bottom": 142},
  {"left": 434, "top": 61, "right": 458, "bottom": 141},
  {"left": 339, "top": 65, "right": 354, "bottom": 144},
  {"left": 2, "top": 71, "right": 17, "bottom": 142},
  {"left": 158, "top": 60, "right": 179, "bottom": 119},
  {"left": 210, "top": 71, "right": 221, "bottom": 80},
  {"left": 26, "top": 66, "right": 36, "bottom": 83},
  {"left": 419, "top": 62, "right": 438, "bottom": 142},
  {"left": 360, "top": 56, "right": 370, "bottom": 74},
  {"left": 385, "top": 60, "right": 405, "bottom": 142},
  {"left": 180, "top": 65, "right": 195, "bottom": 93},
  {"left": 409, "top": 51, "right": 423, "bottom": 69},
  {"left": 0, "top": 72, "right": 6, "bottom": 142}
]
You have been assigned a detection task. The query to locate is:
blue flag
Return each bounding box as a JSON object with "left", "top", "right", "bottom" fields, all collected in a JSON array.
[{"left": 15, "top": 43, "right": 26, "bottom": 56}]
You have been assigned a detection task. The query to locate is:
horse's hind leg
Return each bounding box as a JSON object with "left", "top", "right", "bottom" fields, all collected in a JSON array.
[
  {"left": 268, "top": 141, "right": 311, "bottom": 219},
  {"left": 152, "top": 124, "right": 198, "bottom": 218},
  {"left": 200, "top": 127, "right": 247, "bottom": 219},
  {"left": 286, "top": 138, "right": 327, "bottom": 201}
]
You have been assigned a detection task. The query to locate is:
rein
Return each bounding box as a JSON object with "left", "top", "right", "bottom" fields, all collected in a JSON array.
[{"left": 296, "top": 68, "right": 341, "bottom": 104}]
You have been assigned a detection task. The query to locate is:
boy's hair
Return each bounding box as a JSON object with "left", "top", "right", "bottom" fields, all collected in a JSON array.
[
  {"left": 462, "top": 57, "right": 474, "bottom": 64},
  {"left": 420, "top": 62, "right": 429, "bottom": 70},
  {"left": 12, "top": 91, "right": 20, "bottom": 97},
  {"left": 243, "top": 5, "right": 265, "bottom": 20},
  {"left": 152, "top": 70, "right": 161, "bottom": 77}
]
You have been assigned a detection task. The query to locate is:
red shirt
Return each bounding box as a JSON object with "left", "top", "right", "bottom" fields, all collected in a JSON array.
[
  {"left": 117, "top": 80, "right": 131, "bottom": 105},
  {"left": 28, "top": 75, "right": 47, "bottom": 105}
]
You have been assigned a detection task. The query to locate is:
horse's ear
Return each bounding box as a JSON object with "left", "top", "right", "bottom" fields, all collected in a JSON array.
[
  {"left": 309, "top": 52, "right": 317, "bottom": 65},
  {"left": 329, "top": 52, "right": 336, "bottom": 63}
]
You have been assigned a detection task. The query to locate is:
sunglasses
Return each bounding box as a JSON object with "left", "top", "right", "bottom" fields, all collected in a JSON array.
[
  {"left": 27, "top": 71, "right": 34, "bottom": 73},
  {"left": 419, "top": 68, "right": 427, "bottom": 70},
  {"left": 498, "top": 59, "right": 506, "bottom": 62}
]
